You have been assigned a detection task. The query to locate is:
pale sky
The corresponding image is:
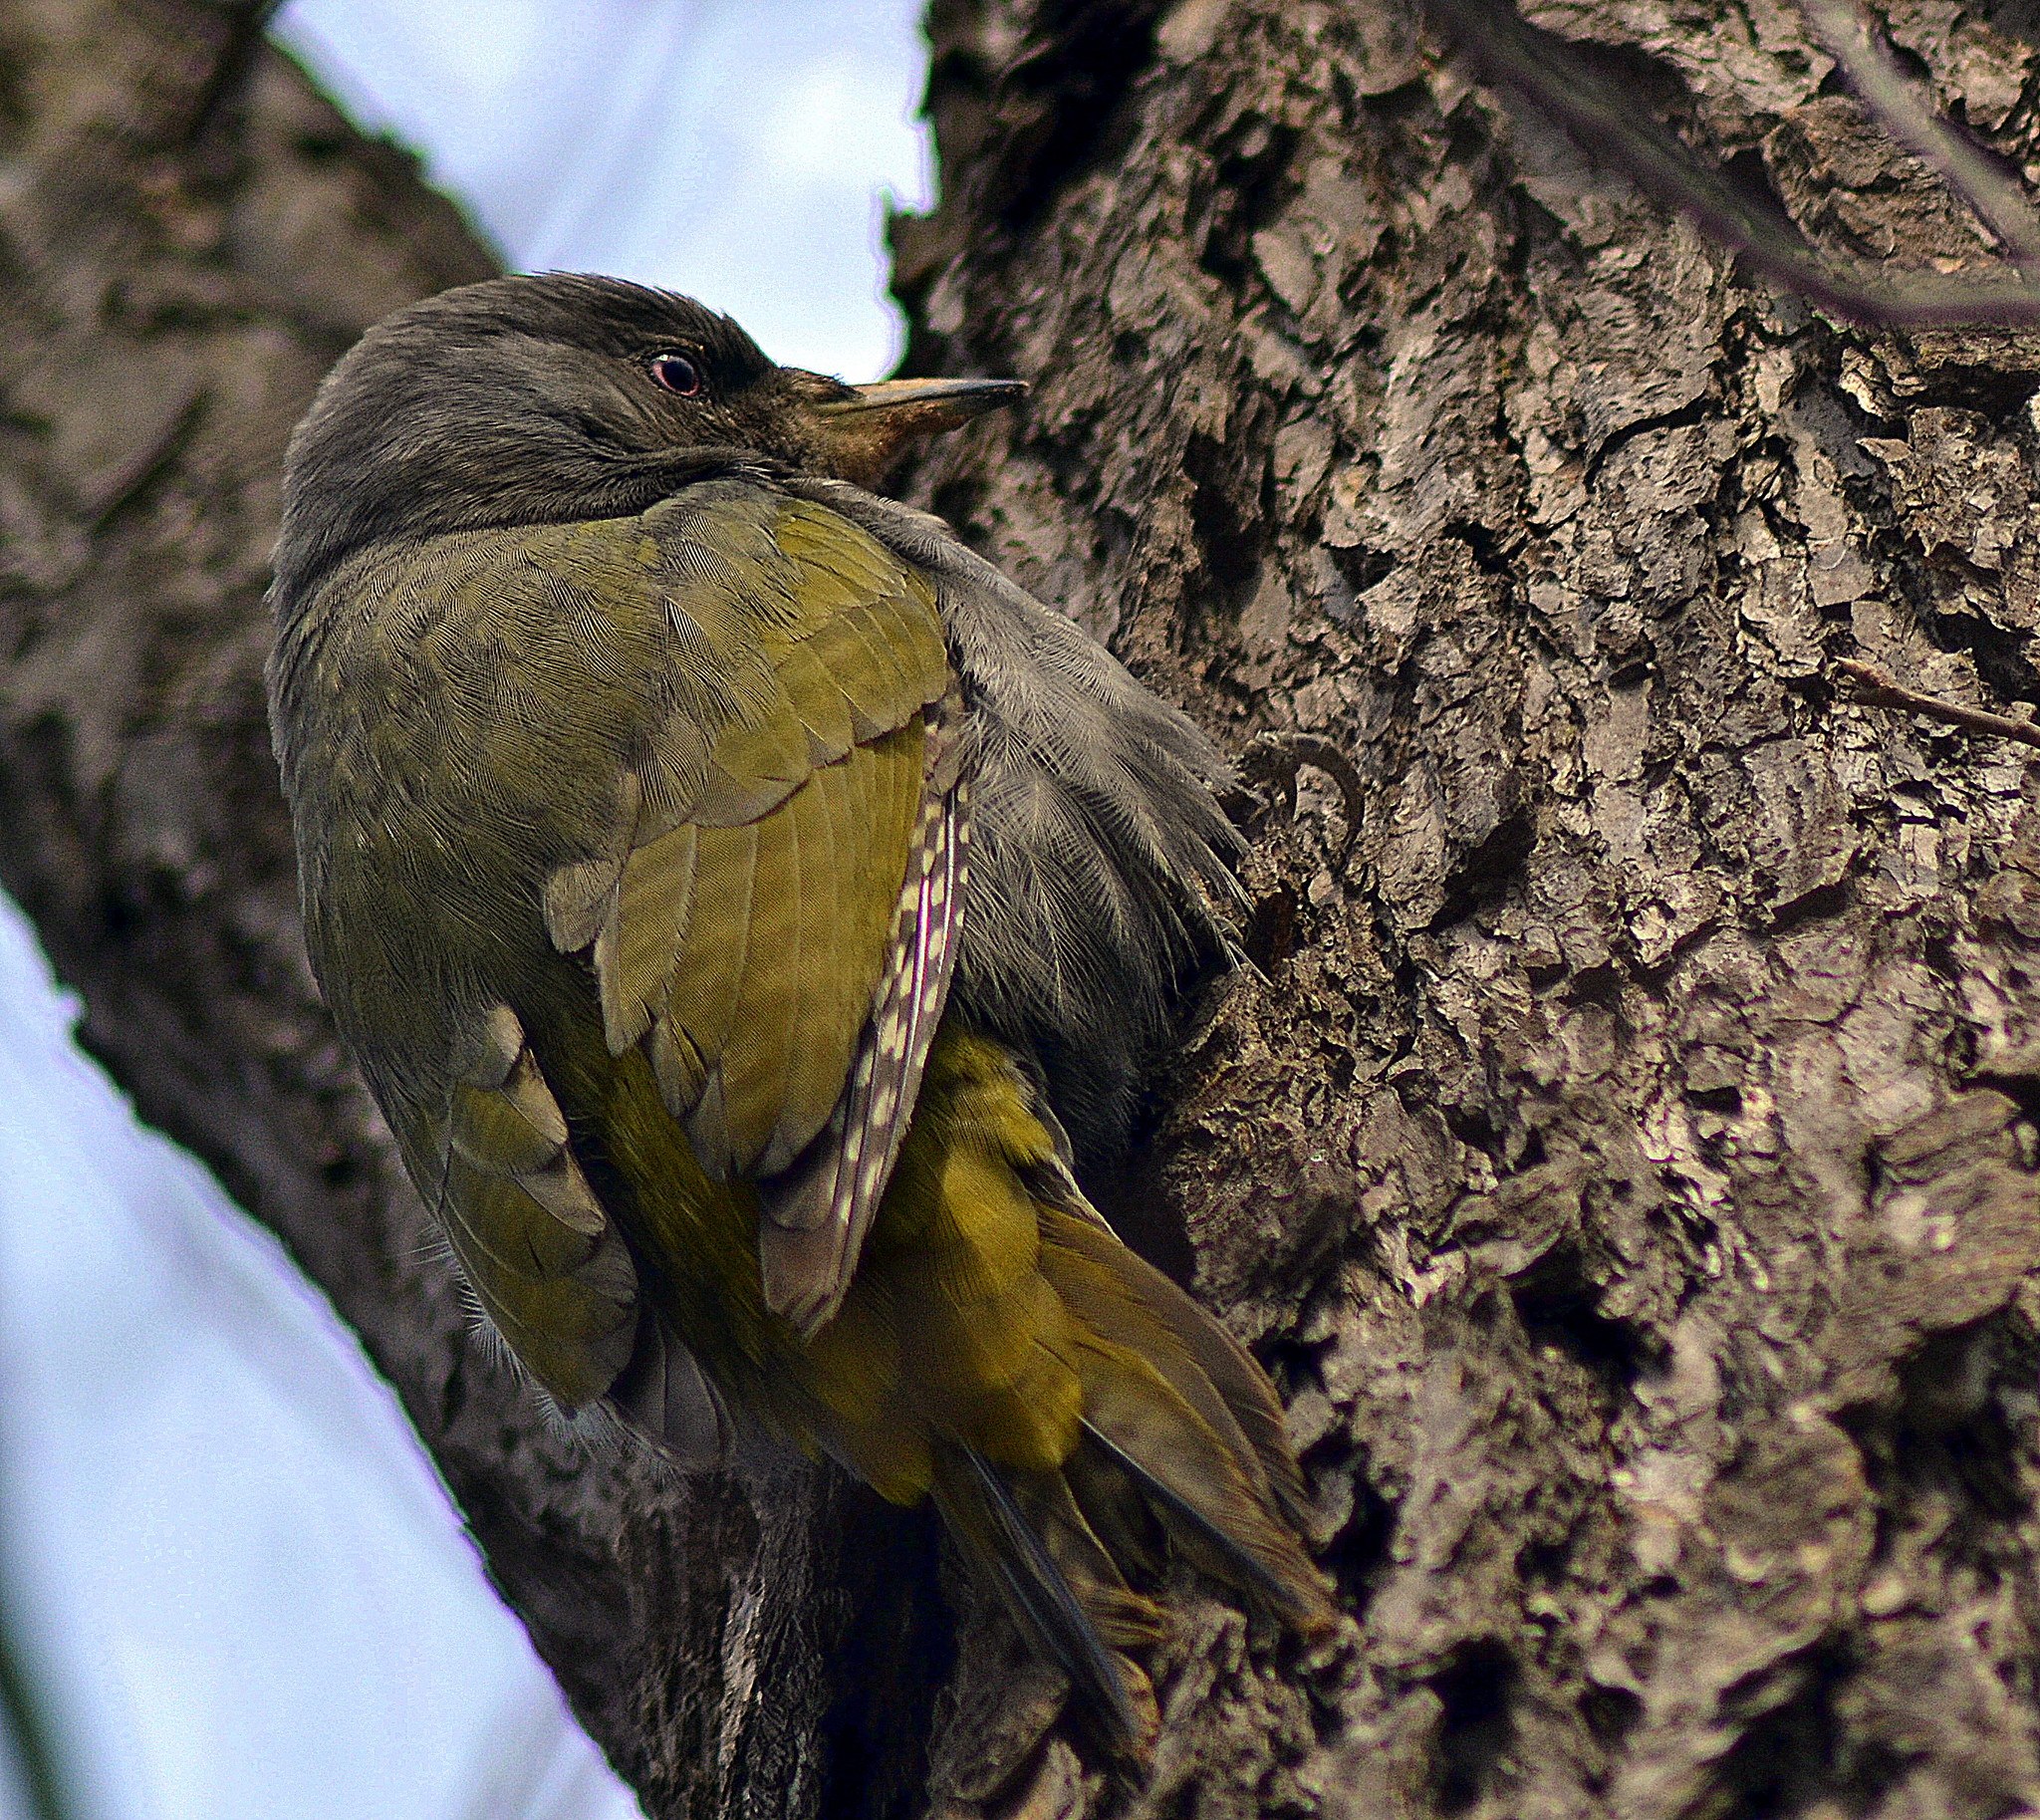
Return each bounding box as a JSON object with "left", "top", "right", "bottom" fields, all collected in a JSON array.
[{"left": 275, "top": 0, "right": 935, "bottom": 377}]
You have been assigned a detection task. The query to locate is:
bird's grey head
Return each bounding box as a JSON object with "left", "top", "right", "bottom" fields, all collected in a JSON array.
[{"left": 270, "top": 273, "right": 1021, "bottom": 616}]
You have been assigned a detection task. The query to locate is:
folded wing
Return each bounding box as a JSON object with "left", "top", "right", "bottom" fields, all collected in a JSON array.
[{"left": 530, "top": 485, "right": 963, "bottom": 1338}]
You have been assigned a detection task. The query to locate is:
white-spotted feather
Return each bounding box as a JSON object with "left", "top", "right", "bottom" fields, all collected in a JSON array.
[{"left": 758, "top": 771, "right": 968, "bottom": 1335}]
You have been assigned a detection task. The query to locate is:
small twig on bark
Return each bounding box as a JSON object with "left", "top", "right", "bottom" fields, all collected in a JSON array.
[
  {"left": 1423, "top": 0, "right": 2040, "bottom": 327},
  {"left": 1797, "top": 0, "right": 2040, "bottom": 268},
  {"left": 1836, "top": 658, "right": 2040, "bottom": 751}
]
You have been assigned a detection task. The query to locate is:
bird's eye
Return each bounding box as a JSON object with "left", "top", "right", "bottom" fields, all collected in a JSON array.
[{"left": 649, "top": 352, "right": 702, "bottom": 396}]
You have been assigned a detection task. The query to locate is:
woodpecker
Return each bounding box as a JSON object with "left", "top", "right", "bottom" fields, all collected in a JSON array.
[{"left": 266, "top": 274, "right": 1328, "bottom": 1752}]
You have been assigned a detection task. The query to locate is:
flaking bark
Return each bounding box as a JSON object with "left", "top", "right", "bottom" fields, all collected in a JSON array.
[
  {"left": 896, "top": 1, "right": 2040, "bottom": 1815},
  {"left": 6, "top": 1, "right": 2040, "bottom": 1817}
]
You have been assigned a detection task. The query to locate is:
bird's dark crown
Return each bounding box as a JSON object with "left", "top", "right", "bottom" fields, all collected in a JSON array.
[
  {"left": 269, "top": 274, "right": 854, "bottom": 616},
  {"left": 415, "top": 273, "right": 778, "bottom": 375}
]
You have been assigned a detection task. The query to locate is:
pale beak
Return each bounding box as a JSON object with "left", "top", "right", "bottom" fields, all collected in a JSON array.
[{"left": 809, "top": 376, "right": 1025, "bottom": 483}]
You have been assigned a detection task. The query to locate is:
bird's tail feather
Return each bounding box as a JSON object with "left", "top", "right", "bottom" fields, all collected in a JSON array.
[
  {"left": 1042, "top": 1214, "right": 1332, "bottom": 1632},
  {"left": 853, "top": 1031, "right": 1331, "bottom": 1759},
  {"left": 1037, "top": 1204, "right": 1317, "bottom": 1548},
  {"left": 934, "top": 1447, "right": 1164, "bottom": 1752},
  {"left": 930, "top": 1198, "right": 1333, "bottom": 1758}
]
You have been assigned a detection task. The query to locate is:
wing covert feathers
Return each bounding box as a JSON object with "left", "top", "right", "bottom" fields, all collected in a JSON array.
[
  {"left": 535, "top": 490, "right": 951, "bottom": 1197},
  {"left": 436, "top": 1004, "right": 638, "bottom": 1411},
  {"left": 773, "top": 477, "right": 1248, "bottom": 1163}
]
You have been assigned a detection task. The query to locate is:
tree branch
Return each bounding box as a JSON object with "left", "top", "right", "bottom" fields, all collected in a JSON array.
[
  {"left": 1796, "top": 0, "right": 2040, "bottom": 269},
  {"left": 1424, "top": 0, "right": 2040, "bottom": 326}
]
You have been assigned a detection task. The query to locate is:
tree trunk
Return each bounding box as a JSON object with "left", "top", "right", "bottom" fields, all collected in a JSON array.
[{"left": 6, "top": 0, "right": 2040, "bottom": 1817}]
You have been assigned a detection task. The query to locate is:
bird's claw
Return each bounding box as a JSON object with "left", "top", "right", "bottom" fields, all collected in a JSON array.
[{"left": 1240, "top": 732, "right": 1367, "bottom": 867}]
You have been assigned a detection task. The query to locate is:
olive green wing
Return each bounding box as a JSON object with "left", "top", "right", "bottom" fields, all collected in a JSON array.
[
  {"left": 418, "top": 1003, "right": 643, "bottom": 1407},
  {"left": 528, "top": 486, "right": 964, "bottom": 1334},
  {"left": 341, "top": 482, "right": 960, "bottom": 1423},
  {"left": 369, "top": 993, "right": 723, "bottom": 1462}
]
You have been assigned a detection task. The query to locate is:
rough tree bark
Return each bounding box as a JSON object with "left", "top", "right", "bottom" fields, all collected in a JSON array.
[{"left": 4, "top": 0, "right": 2040, "bottom": 1816}]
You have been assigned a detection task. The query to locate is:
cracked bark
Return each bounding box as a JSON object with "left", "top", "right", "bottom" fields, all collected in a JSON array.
[{"left": 6, "top": 1, "right": 2040, "bottom": 1817}]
